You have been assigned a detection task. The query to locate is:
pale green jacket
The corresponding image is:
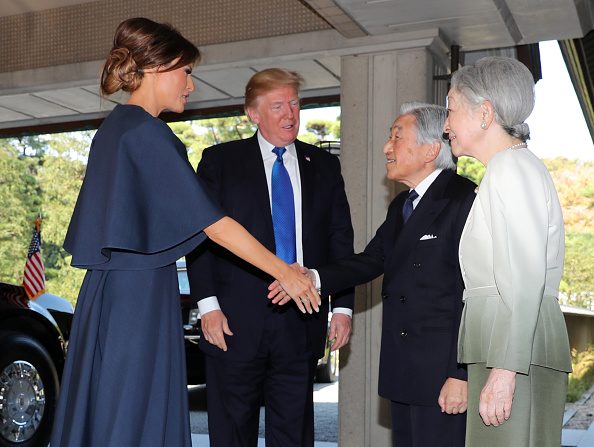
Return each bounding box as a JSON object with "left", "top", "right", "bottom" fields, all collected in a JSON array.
[{"left": 457, "top": 148, "right": 572, "bottom": 374}]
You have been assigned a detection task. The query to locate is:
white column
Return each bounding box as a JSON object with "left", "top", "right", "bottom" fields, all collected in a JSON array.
[{"left": 338, "top": 46, "right": 437, "bottom": 447}]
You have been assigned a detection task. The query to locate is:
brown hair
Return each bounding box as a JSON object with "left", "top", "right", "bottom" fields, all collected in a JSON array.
[
  {"left": 244, "top": 68, "right": 304, "bottom": 110},
  {"left": 100, "top": 17, "right": 200, "bottom": 96}
]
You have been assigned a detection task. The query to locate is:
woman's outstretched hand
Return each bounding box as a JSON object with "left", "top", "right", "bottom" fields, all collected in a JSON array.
[{"left": 270, "top": 264, "right": 319, "bottom": 314}]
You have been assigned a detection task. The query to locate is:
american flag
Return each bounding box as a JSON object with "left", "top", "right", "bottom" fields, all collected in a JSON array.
[{"left": 23, "top": 223, "right": 45, "bottom": 300}]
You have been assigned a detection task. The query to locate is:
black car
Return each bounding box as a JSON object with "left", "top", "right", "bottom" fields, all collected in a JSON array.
[
  {"left": 0, "top": 282, "right": 73, "bottom": 447},
  {"left": 177, "top": 260, "right": 338, "bottom": 384}
]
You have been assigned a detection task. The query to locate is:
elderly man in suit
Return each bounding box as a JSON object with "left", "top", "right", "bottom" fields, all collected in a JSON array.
[
  {"left": 274, "top": 102, "right": 476, "bottom": 446},
  {"left": 187, "top": 68, "right": 354, "bottom": 447}
]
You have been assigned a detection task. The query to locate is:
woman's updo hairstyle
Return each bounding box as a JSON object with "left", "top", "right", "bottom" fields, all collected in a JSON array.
[
  {"left": 450, "top": 56, "right": 535, "bottom": 142},
  {"left": 101, "top": 17, "right": 200, "bottom": 96}
]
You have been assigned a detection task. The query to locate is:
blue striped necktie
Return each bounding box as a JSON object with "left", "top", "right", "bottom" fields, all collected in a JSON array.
[{"left": 271, "top": 147, "right": 296, "bottom": 263}]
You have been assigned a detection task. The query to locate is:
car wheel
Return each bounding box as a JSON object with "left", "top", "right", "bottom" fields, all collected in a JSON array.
[
  {"left": 316, "top": 348, "right": 339, "bottom": 383},
  {"left": 0, "top": 332, "right": 59, "bottom": 447}
]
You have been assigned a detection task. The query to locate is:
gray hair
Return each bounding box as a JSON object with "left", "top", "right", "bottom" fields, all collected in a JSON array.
[
  {"left": 450, "top": 56, "right": 534, "bottom": 142},
  {"left": 400, "top": 101, "right": 456, "bottom": 170}
]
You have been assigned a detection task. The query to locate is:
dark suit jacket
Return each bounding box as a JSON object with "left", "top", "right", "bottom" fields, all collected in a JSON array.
[
  {"left": 187, "top": 134, "right": 354, "bottom": 361},
  {"left": 317, "top": 169, "right": 476, "bottom": 405}
]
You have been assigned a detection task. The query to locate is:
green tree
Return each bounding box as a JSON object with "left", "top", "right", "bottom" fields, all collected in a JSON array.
[
  {"left": 171, "top": 117, "right": 257, "bottom": 169},
  {"left": 38, "top": 132, "right": 91, "bottom": 303},
  {"left": 169, "top": 121, "right": 206, "bottom": 170},
  {"left": 0, "top": 140, "right": 43, "bottom": 283},
  {"left": 561, "top": 232, "right": 594, "bottom": 309},
  {"left": 305, "top": 119, "right": 340, "bottom": 141},
  {"left": 0, "top": 132, "right": 91, "bottom": 304},
  {"left": 200, "top": 116, "right": 256, "bottom": 145},
  {"left": 10, "top": 135, "right": 47, "bottom": 157},
  {"left": 456, "top": 156, "right": 485, "bottom": 185}
]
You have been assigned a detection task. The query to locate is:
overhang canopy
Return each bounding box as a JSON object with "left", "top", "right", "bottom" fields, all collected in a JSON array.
[{"left": 0, "top": 0, "right": 593, "bottom": 135}]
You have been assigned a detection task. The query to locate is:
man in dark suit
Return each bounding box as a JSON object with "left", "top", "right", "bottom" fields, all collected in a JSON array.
[
  {"left": 278, "top": 103, "right": 475, "bottom": 446},
  {"left": 187, "top": 68, "right": 354, "bottom": 447}
]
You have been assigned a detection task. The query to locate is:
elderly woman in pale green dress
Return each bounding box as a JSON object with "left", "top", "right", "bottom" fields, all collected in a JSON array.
[{"left": 443, "top": 56, "right": 572, "bottom": 446}]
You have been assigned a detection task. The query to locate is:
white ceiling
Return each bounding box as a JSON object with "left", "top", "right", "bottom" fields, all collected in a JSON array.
[
  {"left": 0, "top": 0, "right": 592, "bottom": 132},
  {"left": 0, "top": 56, "right": 343, "bottom": 129},
  {"left": 333, "top": 0, "right": 585, "bottom": 49}
]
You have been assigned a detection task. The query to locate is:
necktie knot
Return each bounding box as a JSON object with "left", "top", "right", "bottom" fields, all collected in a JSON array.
[
  {"left": 402, "top": 189, "right": 418, "bottom": 223},
  {"left": 272, "top": 147, "right": 286, "bottom": 162}
]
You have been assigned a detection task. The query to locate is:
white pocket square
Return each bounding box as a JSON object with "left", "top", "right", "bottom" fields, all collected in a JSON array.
[{"left": 420, "top": 234, "right": 437, "bottom": 240}]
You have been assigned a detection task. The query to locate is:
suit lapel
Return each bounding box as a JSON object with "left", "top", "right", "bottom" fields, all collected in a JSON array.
[
  {"left": 243, "top": 135, "right": 275, "bottom": 245},
  {"left": 296, "top": 141, "right": 315, "bottom": 242},
  {"left": 391, "top": 170, "right": 453, "bottom": 257}
]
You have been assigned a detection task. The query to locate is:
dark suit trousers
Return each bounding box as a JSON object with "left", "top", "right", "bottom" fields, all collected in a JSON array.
[
  {"left": 206, "top": 312, "right": 317, "bottom": 447},
  {"left": 391, "top": 401, "right": 466, "bottom": 447}
]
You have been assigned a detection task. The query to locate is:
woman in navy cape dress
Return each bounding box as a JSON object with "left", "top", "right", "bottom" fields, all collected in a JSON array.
[
  {"left": 50, "top": 18, "right": 319, "bottom": 447},
  {"left": 50, "top": 102, "right": 223, "bottom": 446}
]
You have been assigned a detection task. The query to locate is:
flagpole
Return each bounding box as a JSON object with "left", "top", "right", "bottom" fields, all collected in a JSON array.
[{"left": 34, "top": 214, "right": 42, "bottom": 232}]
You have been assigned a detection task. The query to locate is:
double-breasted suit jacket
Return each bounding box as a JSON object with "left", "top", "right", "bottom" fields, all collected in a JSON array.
[
  {"left": 458, "top": 147, "right": 572, "bottom": 374},
  {"left": 318, "top": 169, "right": 476, "bottom": 405},
  {"left": 188, "top": 134, "right": 354, "bottom": 362}
]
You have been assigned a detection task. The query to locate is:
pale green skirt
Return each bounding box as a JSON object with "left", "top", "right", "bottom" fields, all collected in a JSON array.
[{"left": 466, "top": 363, "right": 568, "bottom": 447}]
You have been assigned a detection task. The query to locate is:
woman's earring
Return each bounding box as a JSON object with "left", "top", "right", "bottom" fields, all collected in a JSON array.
[{"left": 481, "top": 121, "right": 487, "bottom": 130}]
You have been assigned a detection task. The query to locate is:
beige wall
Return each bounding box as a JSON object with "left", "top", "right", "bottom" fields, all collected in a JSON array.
[
  {"left": 338, "top": 45, "right": 439, "bottom": 447},
  {"left": 565, "top": 314, "right": 594, "bottom": 353}
]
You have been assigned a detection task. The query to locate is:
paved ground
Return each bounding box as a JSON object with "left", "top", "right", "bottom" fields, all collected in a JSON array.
[
  {"left": 563, "top": 385, "right": 594, "bottom": 447},
  {"left": 189, "top": 382, "right": 338, "bottom": 446},
  {"left": 189, "top": 380, "right": 594, "bottom": 446}
]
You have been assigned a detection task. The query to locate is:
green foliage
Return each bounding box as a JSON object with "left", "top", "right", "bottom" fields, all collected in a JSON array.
[
  {"left": 38, "top": 132, "right": 91, "bottom": 302},
  {"left": 305, "top": 119, "right": 340, "bottom": 141},
  {"left": 0, "top": 141, "right": 43, "bottom": 283},
  {"left": 197, "top": 116, "right": 256, "bottom": 146},
  {"left": 544, "top": 158, "right": 594, "bottom": 231},
  {"left": 169, "top": 121, "right": 207, "bottom": 170},
  {"left": 169, "top": 117, "right": 257, "bottom": 170},
  {"left": 0, "top": 131, "right": 90, "bottom": 303},
  {"left": 297, "top": 117, "right": 341, "bottom": 147},
  {"left": 561, "top": 233, "right": 594, "bottom": 309},
  {"left": 568, "top": 345, "right": 594, "bottom": 402},
  {"left": 456, "top": 156, "right": 485, "bottom": 185},
  {"left": 296, "top": 133, "right": 318, "bottom": 145},
  {"left": 544, "top": 158, "right": 594, "bottom": 309}
]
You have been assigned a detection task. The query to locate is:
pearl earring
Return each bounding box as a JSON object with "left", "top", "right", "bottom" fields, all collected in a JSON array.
[{"left": 481, "top": 121, "right": 487, "bottom": 130}]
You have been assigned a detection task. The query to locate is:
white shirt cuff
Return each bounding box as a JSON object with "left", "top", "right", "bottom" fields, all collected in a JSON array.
[
  {"left": 311, "top": 269, "right": 352, "bottom": 318},
  {"left": 333, "top": 307, "right": 353, "bottom": 318},
  {"left": 197, "top": 296, "right": 221, "bottom": 316},
  {"left": 311, "top": 268, "right": 321, "bottom": 290}
]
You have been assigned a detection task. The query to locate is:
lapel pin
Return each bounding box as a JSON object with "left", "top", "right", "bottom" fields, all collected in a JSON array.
[{"left": 305, "top": 156, "right": 311, "bottom": 162}]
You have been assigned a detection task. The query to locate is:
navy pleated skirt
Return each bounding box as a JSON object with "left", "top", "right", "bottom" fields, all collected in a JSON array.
[{"left": 50, "top": 265, "right": 191, "bottom": 447}]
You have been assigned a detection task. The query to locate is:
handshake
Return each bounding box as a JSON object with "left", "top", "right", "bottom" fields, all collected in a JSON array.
[{"left": 268, "top": 263, "right": 319, "bottom": 314}]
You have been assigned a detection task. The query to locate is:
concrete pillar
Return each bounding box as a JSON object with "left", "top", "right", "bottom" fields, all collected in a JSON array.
[{"left": 338, "top": 47, "right": 436, "bottom": 447}]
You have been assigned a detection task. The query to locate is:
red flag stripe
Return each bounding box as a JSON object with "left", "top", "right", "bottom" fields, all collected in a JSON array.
[
  {"left": 26, "top": 256, "right": 44, "bottom": 283},
  {"left": 28, "top": 255, "right": 44, "bottom": 280},
  {"left": 24, "top": 273, "right": 42, "bottom": 291},
  {"left": 25, "top": 275, "right": 43, "bottom": 289},
  {"left": 23, "top": 227, "right": 46, "bottom": 300}
]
